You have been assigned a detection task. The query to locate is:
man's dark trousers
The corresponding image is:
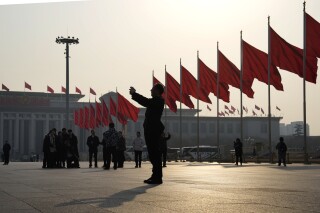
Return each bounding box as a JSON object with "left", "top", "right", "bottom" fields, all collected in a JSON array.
[
  {"left": 4, "top": 152, "right": 9, "bottom": 164},
  {"left": 89, "top": 151, "right": 98, "bottom": 167},
  {"left": 106, "top": 146, "right": 117, "bottom": 169},
  {"left": 145, "top": 132, "right": 162, "bottom": 180}
]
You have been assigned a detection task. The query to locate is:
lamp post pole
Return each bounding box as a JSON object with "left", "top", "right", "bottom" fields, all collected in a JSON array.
[{"left": 56, "top": 36, "right": 79, "bottom": 129}]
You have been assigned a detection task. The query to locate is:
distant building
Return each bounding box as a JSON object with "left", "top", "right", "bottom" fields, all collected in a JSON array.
[
  {"left": 280, "top": 121, "right": 310, "bottom": 136},
  {"left": 0, "top": 91, "right": 282, "bottom": 160}
]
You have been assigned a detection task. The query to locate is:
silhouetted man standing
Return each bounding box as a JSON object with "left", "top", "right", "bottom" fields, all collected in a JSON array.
[
  {"left": 160, "top": 132, "right": 171, "bottom": 167},
  {"left": 130, "top": 83, "right": 165, "bottom": 184},
  {"left": 3, "top": 140, "right": 11, "bottom": 165},
  {"left": 116, "top": 131, "right": 126, "bottom": 168},
  {"left": 87, "top": 130, "right": 100, "bottom": 168},
  {"left": 102, "top": 123, "right": 119, "bottom": 170},
  {"left": 276, "top": 137, "right": 287, "bottom": 167},
  {"left": 234, "top": 138, "right": 243, "bottom": 166},
  {"left": 66, "top": 129, "right": 80, "bottom": 168}
]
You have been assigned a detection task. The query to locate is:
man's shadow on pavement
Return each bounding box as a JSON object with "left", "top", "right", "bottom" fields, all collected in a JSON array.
[{"left": 56, "top": 184, "right": 157, "bottom": 209}]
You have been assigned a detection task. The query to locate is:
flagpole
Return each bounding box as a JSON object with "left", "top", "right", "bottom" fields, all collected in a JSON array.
[
  {"left": 197, "top": 51, "right": 200, "bottom": 162},
  {"left": 240, "top": 31, "right": 244, "bottom": 147},
  {"left": 164, "top": 66, "right": 168, "bottom": 130},
  {"left": 116, "top": 87, "right": 118, "bottom": 131},
  {"left": 217, "top": 42, "right": 220, "bottom": 158},
  {"left": 267, "top": 16, "right": 272, "bottom": 164},
  {"left": 303, "top": 1, "right": 309, "bottom": 164},
  {"left": 179, "top": 58, "right": 183, "bottom": 161}
]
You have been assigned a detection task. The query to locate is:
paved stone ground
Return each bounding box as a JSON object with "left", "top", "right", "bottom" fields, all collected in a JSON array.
[{"left": 0, "top": 161, "right": 319, "bottom": 213}]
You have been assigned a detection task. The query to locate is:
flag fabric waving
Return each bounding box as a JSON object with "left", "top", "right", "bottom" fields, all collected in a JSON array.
[
  {"left": 79, "top": 108, "right": 84, "bottom": 128},
  {"left": 61, "top": 86, "right": 66, "bottom": 93},
  {"left": 110, "top": 96, "right": 128, "bottom": 125},
  {"left": 242, "top": 40, "right": 283, "bottom": 91},
  {"left": 231, "top": 105, "right": 236, "bottom": 112},
  {"left": 117, "top": 92, "right": 139, "bottom": 122},
  {"left": 153, "top": 76, "right": 177, "bottom": 112},
  {"left": 90, "top": 88, "right": 96, "bottom": 96},
  {"left": 47, "top": 86, "right": 54, "bottom": 94},
  {"left": 25, "top": 82, "right": 32, "bottom": 90},
  {"left": 181, "top": 65, "right": 211, "bottom": 104},
  {"left": 95, "top": 101, "right": 102, "bottom": 127},
  {"left": 306, "top": 13, "right": 320, "bottom": 58},
  {"left": 74, "top": 110, "right": 79, "bottom": 126},
  {"left": 166, "top": 72, "right": 194, "bottom": 109},
  {"left": 198, "top": 58, "right": 230, "bottom": 103},
  {"left": 2, "top": 84, "right": 9, "bottom": 91},
  {"left": 84, "top": 107, "right": 90, "bottom": 129},
  {"left": 270, "top": 26, "right": 318, "bottom": 83},
  {"left": 218, "top": 50, "right": 254, "bottom": 98},
  {"left": 76, "top": 87, "right": 82, "bottom": 95},
  {"left": 225, "top": 105, "right": 230, "bottom": 110},
  {"left": 89, "top": 104, "right": 95, "bottom": 129},
  {"left": 102, "top": 99, "right": 111, "bottom": 126}
]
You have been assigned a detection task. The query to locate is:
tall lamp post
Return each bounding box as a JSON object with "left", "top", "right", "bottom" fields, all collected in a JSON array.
[{"left": 56, "top": 36, "right": 79, "bottom": 129}]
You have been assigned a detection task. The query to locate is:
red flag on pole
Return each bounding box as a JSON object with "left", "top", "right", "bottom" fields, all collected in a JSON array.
[
  {"left": 110, "top": 97, "right": 127, "bottom": 125},
  {"left": 47, "top": 86, "right": 54, "bottom": 94},
  {"left": 89, "top": 104, "right": 95, "bottom": 129},
  {"left": 90, "top": 88, "right": 96, "bottom": 95},
  {"left": 25, "top": 82, "right": 32, "bottom": 90},
  {"left": 181, "top": 65, "right": 212, "bottom": 103},
  {"left": 153, "top": 76, "right": 177, "bottom": 112},
  {"left": 166, "top": 72, "right": 194, "bottom": 109},
  {"left": 225, "top": 105, "right": 230, "bottom": 110},
  {"left": 61, "top": 86, "right": 66, "bottom": 93},
  {"left": 96, "top": 101, "right": 102, "bottom": 127},
  {"left": 74, "top": 110, "right": 79, "bottom": 126},
  {"left": 76, "top": 87, "right": 82, "bottom": 95},
  {"left": 306, "top": 13, "right": 320, "bottom": 58},
  {"left": 218, "top": 50, "right": 254, "bottom": 98},
  {"left": 102, "top": 100, "right": 111, "bottom": 126},
  {"left": 79, "top": 108, "right": 84, "bottom": 128},
  {"left": 242, "top": 40, "right": 283, "bottom": 91},
  {"left": 2, "top": 84, "right": 9, "bottom": 92},
  {"left": 198, "top": 58, "right": 230, "bottom": 103},
  {"left": 270, "top": 26, "right": 318, "bottom": 83},
  {"left": 231, "top": 105, "right": 236, "bottom": 112},
  {"left": 84, "top": 107, "right": 90, "bottom": 129},
  {"left": 117, "top": 92, "right": 140, "bottom": 122}
]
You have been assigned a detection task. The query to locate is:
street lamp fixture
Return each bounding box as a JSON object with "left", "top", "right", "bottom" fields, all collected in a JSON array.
[{"left": 56, "top": 36, "right": 79, "bottom": 129}]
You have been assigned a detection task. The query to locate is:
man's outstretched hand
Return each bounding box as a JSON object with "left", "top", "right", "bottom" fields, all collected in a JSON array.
[{"left": 129, "top": 87, "right": 136, "bottom": 95}]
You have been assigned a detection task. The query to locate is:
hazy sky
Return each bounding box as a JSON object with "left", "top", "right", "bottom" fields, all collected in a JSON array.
[{"left": 0, "top": 0, "right": 320, "bottom": 135}]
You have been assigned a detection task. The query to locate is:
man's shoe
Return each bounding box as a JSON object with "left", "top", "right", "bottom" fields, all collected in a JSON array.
[
  {"left": 135, "top": 165, "right": 138, "bottom": 168},
  {"left": 163, "top": 165, "right": 167, "bottom": 168},
  {"left": 104, "top": 167, "right": 110, "bottom": 170},
  {"left": 89, "top": 165, "right": 92, "bottom": 168},
  {"left": 145, "top": 179, "right": 163, "bottom": 184},
  {"left": 143, "top": 177, "right": 153, "bottom": 183}
]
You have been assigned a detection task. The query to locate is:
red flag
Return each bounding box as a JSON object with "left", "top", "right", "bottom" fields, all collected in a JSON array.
[
  {"left": 117, "top": 92, "right": 140, "bottom": 122},
  {"left": 96, "top": 101, "right": 102, "bottom": 127},
  {"left": 90, "top": 88, "right": 96, "bottom": 96},
  {"left": 306, "top": 13, "right": 320, "bottom": 58},
  {"left": 84, "top": 107, "right": 90, "bottom": 129},
  {"left": 218, "top": 50, "right": 254, "bottom": 98},
  {"left": 242, "top": 40, "right": 283, "bottom": 91},
  {"left": 276, "top": 106, "right": 281, "bottom": 111},
  {"left": 225, "top": 105, "right": 230, "bottom": 110},
  {"left": 166, "top": 72, "right": 194, "bottom": 109},
  {"left": 207, "top": 105, "right": 211, "bottom": 111},
  {"left": 229, "top": 110, "right": 234, "bottom": 114},
  {"left": 61, "top": 86, "right": 66, "bottom": 93},
  {"left": 79, "top": 108, "right": 84, "bottom": 128},
  {"left": 2, "top": 84, "right": 9, "bottom": 92},
  {"left": 231, "top": 105, "right": 236, "bottom": 112},
  {"left": 181, "top": 65, "right": 212, "bottom": 104},
  {"left": 270, "top": 26, "right": 318, "bottom": 83},
  {"left": 102, "top": 100, "right": 111, "bottom": 126},
  {"left": 198, "top": 58, "right": 230, "bottom": 102},
  {"left": 225, "top": 111, "right": 229, "bottom": 116},
  {"left": 47, "top": 86, "right": 54, "bottom": 94},
  {"left": 220, "top": 111, "right": 225, "bottom": 117},
  {"left": 25, "top": 82, "right": 32, "bottom": 90},
  {"left": 89, "top": 104, "right": 95, "bottom": 129},
  {"left": 255, "top": 105, "right": 261, "bottom": 110},
  {"left": 153, "top": 76, "right": 177, "bottom": 112},
  {"left": 252, "top": 110, "right": 257, "bottom": 116},
  {"left": 74, "top": 110, "right": 79, "bottom": 126},
  {"left": 76, "top": 87, "right": 82, "bottom": 95},
  {"left": 110, "top": 97, "right": 128, "bottom": 125}
]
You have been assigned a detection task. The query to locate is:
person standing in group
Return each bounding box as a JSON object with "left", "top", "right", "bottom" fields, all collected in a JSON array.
[
  {"left": 116, "top": 131, "right": 126, "bottom": 168},
  {"left": 56, "top": 131, "right": 63, "bottom": 168},
  {"left": 42, "top": 130, "right": 51, "bottom": 168},
  {"left": 60, "top": 128, "right": 68, "bottom": 168},
  {"left": 2, "top": 140, "right": 11, "bottom": 165},
  {"left": 234, "top": 138, "right": 243, "bottom": 166},
  {"left": 102, "top": 123, "right": 119, "bottom": 170},
  {"left": 66, "top": 129, "right": 80, "bottom": 168},
  {"left": 43, "top": 129, "right": 57, "bottom": 168},
  {"left": 132, "top": 131, "right": 145, "bottom": 168},
  {"left": 160, "top": 132, "right": 171, "bottom": 168},
  {"left": 130, "top": 84, "right": 165, "bottom": 184},
  {"left": 87, "top": 129, "right": 100, "bottom": 168},
  {"left": 276, "top": 137, "right": 287, "bottom": 167}
]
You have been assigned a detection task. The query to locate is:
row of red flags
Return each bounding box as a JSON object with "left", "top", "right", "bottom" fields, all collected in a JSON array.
[
  {"left": 152, "top": 12, "right": 319, "bottom": 113},
  {"left": 73, "top": 93, "right": 139, "bottom": 129},
  {"left": 216, "top": 105, "right": 281, "bottom": 117}
]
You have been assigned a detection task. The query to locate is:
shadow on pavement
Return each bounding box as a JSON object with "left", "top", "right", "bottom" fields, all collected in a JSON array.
[
  {"left": 269, "top": 165, "right": 320, "bottom": 171},
  {"left": 55, "top": 184, "right": 158, "bottom": 209}
]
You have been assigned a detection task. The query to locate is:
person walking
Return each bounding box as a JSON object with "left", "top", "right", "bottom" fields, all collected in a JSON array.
[
  {"left": 116, "top": 131, "right": 126, "bottom": 168},
  {"left": 234, "top": 138, "right": 243, "bottom": 166},
  {"left": 276, "top": 137, "right": 287, "bottom": 167},
  {"left": 160, "top": 132, "right": 171, "bottom": 167},
  {"left": 130, "top": 83, "right": 165, "bottom": 184},
  {"left": 132, "top": 131, "right": 145, "bottom": 168},
  {"left": 102, "top": 123, "right": 119, "bottom": 170},
  {"left": 87, "top": 130, "right": 100, "bottom": 168},
  {"left": 2, "top": 140, "right": 11, "bottom": 165}
]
